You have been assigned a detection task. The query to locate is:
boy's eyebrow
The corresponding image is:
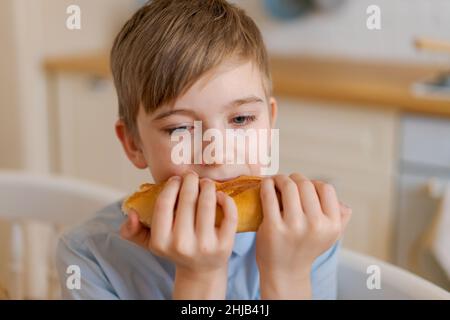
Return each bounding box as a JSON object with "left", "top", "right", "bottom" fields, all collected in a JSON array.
[
  {"left": 227, "top": 95, "right": 264, "bottom": 109},
  {"left": 152, "top": 95, "right": 264, "bottom": 121},
  {"left": 152, "top": 109, "right": 196, "bottom": 121}
]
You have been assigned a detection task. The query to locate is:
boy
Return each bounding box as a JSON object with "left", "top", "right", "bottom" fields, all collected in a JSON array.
[{"left": 56, "top": 0, "right": 351, "bottom": 300}]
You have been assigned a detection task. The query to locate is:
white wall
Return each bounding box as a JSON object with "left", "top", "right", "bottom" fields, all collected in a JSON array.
[
  {"left": 41, "top": 0, "right": 137, "bottom": 57},
  {"left": 236, "top": 0, "right": 450, "bottom": 64}
]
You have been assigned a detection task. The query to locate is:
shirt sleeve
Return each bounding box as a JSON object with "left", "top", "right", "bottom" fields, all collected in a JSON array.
[
  {"left": 253, "top": 241, "right": 340, "bottom": 300},
  {"left": 56, "top": 236, "right": 119, "bottom": 300},
  {"left": 310, "top": 241, "right": 340, "bottom": 300}
]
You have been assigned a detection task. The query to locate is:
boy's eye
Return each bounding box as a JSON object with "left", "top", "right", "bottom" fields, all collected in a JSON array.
[
  {"left": 164, "top": 125, "right": 192, "bottom": 135},
  {"left": 231, "top": 115, "right": 257, "bottom": 126}
]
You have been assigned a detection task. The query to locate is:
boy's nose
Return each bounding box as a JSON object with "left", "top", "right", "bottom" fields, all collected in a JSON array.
[{"left": 190, "top": 122, "right": 244, "bottom": 167}]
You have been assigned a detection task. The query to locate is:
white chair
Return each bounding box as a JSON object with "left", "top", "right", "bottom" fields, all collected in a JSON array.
[
  {"left": 338, "top": 249, "right": 450, "bottom": 299},
  {"left": 0, "top": 170, "right": 125, "bottom": 225},
  {"left": 0, "top": 170, "right": 125, "bottom": 299}
]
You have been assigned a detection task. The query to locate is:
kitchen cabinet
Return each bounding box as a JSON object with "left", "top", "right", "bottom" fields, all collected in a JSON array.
[
  {"left": 277, "top": 98, "right": 398, "bottom": 260},
  {"left": 51, "top": 73, "right": 150, "bottom": 192},
  {"left": 396, "top": 114, "right": 450, "bottom": 290}
]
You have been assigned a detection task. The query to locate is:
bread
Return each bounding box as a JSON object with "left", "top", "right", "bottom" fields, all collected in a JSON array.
[{"left": 121, "top": 175, "right": 265, "bottom": 232}]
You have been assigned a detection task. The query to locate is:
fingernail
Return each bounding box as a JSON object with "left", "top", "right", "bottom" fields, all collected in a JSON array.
[
  {"left": 184, "top": 170, "right": 198, "bottom": 177},
  {"left": 168, "top": 176, "right": 181, "bottom": 182},
  {"left": 201, "top": 177, "right": 212, "bottom": 185},
  {"left": 216, "top": 191, "right": 224, "bottom": 197}
]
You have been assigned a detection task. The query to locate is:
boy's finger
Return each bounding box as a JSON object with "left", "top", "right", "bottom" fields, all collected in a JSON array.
[
  {"left": 259, "top": 177, "right": 282, "bottom": 224},
  {"left": 151, "top": 176, "right": 181, "bottom": 245},
  {"left": 120, "top": 210, "right": 151, "bottom": 247},
  {"left": 311, "top": 180, "right": 340, "bottom": 222},
  {"left": 290, "top": 173, "right": 321, "bottom": 220},
  {"left": 120, "top": 216, "right": 133, "bottom": 239},
  {"left": 173, "top": 172, "right": 198, "bottom": 239},
  {"left": 196, "top": 178, "right": 217, "bottom": 239},
  {"left": 273, "top": 175, "right": 302, "bottom": 222},
  {"left": 120, "top": 211, "right": 139, "bottom": 238},
  {"left": 217, "top": 191, "right": 238, "bottom": 244},
  {"left": 128, "top": 210, "right": 141, "bottom": 232},
  {"left": 289, "top": 172, "right": 309, "bottom": 182},
  {"left": 340, "top": 203, "right": 352, "bottom": 232}
]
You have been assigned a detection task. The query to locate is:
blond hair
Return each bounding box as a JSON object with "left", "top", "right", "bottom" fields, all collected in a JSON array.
[{"left": 110, "top": 0, "right": 272, "bottom": 139}]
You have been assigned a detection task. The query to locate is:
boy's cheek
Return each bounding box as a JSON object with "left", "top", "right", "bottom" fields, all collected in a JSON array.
[{"left": 150, "top": 162, "right": 194, "bottom": 183}]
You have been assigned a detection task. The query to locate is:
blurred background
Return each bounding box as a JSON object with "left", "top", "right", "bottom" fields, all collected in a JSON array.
[{"left": 0, "top": 0, "right": 449, "bottom": 299}]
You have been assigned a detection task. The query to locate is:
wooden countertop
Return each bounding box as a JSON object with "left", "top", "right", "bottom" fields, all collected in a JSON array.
[
  {"left": 44, "top": 52, "right": 110, "bottom": 79},
  {"left": 44, "top": 53, "right": 450, "bottom": 117},
  {"left": 270, "top": 55, "right": 450, "bottom": 117}
]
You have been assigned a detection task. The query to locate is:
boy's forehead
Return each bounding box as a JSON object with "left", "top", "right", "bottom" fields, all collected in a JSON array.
[
  {"left": 173, "top": 61, "right": 266, "bottom": 109},
  {"left": 138, "top": 60, "right": 267, "bottom": 121}
]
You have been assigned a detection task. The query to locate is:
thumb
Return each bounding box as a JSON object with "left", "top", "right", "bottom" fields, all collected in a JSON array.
[{"left": 120, "top": 209, "right": 150, "bottom": 247}]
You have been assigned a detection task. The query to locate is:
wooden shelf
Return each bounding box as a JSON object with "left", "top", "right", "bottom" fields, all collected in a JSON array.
[{"left": 43, "top": 53, "right": 450, "bottom": 117}]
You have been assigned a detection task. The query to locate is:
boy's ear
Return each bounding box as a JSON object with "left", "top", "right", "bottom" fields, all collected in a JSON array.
[
  {"left": 269, "top": 96, "right": 278, "bottom": 128},
  {"left": 115, "top": 119, "right": 148, "bottom": 169}
]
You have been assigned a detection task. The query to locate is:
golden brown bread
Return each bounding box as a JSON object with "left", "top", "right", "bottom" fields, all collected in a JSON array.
[{"left": 121, "top": 175, "right": 264, "bottom": 232}]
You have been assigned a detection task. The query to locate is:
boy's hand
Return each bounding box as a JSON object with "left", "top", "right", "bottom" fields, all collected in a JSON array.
[
  {"left": 120, "top": 172, "right": 238, "bottom": 299},
  {"left": 256, "top": 173, "right": 352, "bottom": 299}
]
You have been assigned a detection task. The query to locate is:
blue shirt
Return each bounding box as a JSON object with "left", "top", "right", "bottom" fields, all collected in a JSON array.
[{"left": 56, "top": 200, "right": 339, "bottom": 299}]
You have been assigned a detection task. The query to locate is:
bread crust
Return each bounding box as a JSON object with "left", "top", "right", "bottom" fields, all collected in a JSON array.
[{"left": 121, "top": 175, "right": 264, "bottom": 232}]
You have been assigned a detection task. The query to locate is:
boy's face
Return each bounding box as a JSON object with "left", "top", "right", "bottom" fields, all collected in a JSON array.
[{"left": 116, "top": 60, "right": 278, "bottom": 183}]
